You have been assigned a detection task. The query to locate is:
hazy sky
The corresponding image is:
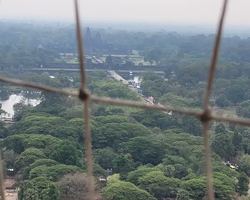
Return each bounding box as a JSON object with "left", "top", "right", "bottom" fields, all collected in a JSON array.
[{"left": 0, "top": 0, "right": 250, "bottom": 26}]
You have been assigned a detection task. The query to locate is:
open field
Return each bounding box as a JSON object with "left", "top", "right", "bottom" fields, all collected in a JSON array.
[
  {"left": 88, "top": 52, "right": 157, "bottom": 66},
  {"left": 132, "top": 50, "right": 139, "bottom": 55},
  {"left": 59, "top": 51, "right": 159, "bottom": 66},
  {"left": 212, "top": 106, "right": 238, "bottom": 118},
  {"left": 66, "top": 60, "right": 79, "bottom": 64}
]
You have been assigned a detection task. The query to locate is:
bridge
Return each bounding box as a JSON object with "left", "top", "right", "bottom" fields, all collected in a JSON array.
[{"left": 108, "top": 70, "right": 129, "bottom": 85}]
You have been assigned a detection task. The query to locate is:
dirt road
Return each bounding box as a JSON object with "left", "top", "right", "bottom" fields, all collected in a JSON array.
[{"left": 4, "top": 178, "right": 17, "bottom": 200}]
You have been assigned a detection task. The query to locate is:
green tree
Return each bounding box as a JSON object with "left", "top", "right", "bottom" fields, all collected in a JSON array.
[
  {"left": 3, "top": 150, "right": 17, "bottom": 168},
  {"left": 121, "top": 137, "right": 165, "bottom": 165},
  {"left": 156, "top": 164, "right": 176, "bottom": 177},
  {"left": 18, "top": 180, "right": 39, "bottom": 200},
  {"left": 180, "top": 177, "right": 206, "bottom": 199},
  {"left": 50, "top": 140, "right": 82, "bottom": 167},
  {"left": 0, "top": 120, "right": 9, "bottom": 138},
  {"left": 112, "top": 154, "right": 136, "bottom": 178},
  {"left": 177, "top": 189, "right": 190, "bottom": 200},
  {"left": 95, "top": 115, "right": 127, "bottom": 125},
  {"left": 13, "top": 102, "right": 32, "bottom": 121},
  {"left": 106, "top": 55, "right": 113, "bottom": 67},
  {"left": 40, "top": 91, "right": 65, "bottom": 107},
  {"left": 236, "top": 100, "right": 250, "bottom": 118},
  {"left": 40, "top": 183, "right": 59, "bottom": 200},
  {"left": 181, "top": 115, "right": 201, "bottom": 136},
  {"left": 176, "top": 61, "right": 209, "bottom": 82},
  {"left": 238, "top": 172, "right": 249, "bottom": 196},
  {"left": 3, "top": 134, "right": 61, "bottom": 158},
  {"left": 22, "top": 134, "right": 61, "bottom": 156},
  {"left": 211, "top": 133, "right": 236, "bottom": 160},
  {"left": 161, "top": 156, "right": 189, "bottom": 179},
  {"left": 30, "top": 177, "right": 52, "bottom": 199},
  {"left": 127, "top": 167, "right": 160, "bottom": 186},
  {"left": 215, "top": 123, "right": 227, "bottom": 134},
  {"left": 239, "top": 154, "right": 250, "bottom": 176},
  {"left": 4, "top": 134, "right": 26, "bottom": 154},
  {"left": 10, "top": 116, "right": 67, "bottom": 135},
  {"left": 107, "top": 174, "right": 120, "bottom": 185},
  {"left": 15, "top": 148, "right": 46, "bottom": 170},
  {"left": 102, "top": 181, "right": 154, "bottom": 200},
  {"left": 139, "top": 171, "right": 180, "bottom": 199},
  {"left": 91, "top": 81, "right": 139, "bottom": 101},
  {"left": 163, "top": 155, "right": 187, "bottom": 166},
  {"left": 215, "top": 94, "right": 230, "bottom": 108},
  {"left": 226, "top": 85, "right": 245, "bottom": 104},
  {"left": 244, "top": 89, "right": 250, "bottom": 100},
  {"left": 213, "top": 172, "right": 236, "bottom": 199},
  {"left": 93, "top": 163, "right": 107, "bottom": 178},
  {"left": 145, "top": 48, "right": 163, "bottom": 64},
  {"left": 131, "top": 109, "right": 178, "bottom": 130},
  {"left": 242, "top": 138, "right": 250, "bottom": 154},
  {"left": 94, "top": 147, "right": 117, "bottom": 169},
  {"left": 30, "top": 159, "right": 58, "bottom": 169},
  {"left": 164, "top": 68, "right": 172, "bottom": 79},
  {"left": 212, "top": 161, "right": 238, "bottom": 178},
  {"left": 29, "top": 164, "right": 81, "bottom": 181},
  {"left": 232, "top": 132, "right": 243, "bottom": 152},
  {"left": 93, "top": 123, "right": 152, "bottom": 149}
]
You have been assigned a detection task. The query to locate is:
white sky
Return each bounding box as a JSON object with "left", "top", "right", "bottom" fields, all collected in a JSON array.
[{"left": 0, "top": 0, "right": 250, "bottom": 26}]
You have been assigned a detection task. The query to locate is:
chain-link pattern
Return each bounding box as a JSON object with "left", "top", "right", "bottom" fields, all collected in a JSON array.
[{"left": 1, "top": 0, "right": 245, "bottom": 200}]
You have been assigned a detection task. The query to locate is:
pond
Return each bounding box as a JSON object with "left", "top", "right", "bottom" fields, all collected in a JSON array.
[
  {"left": 0, "top": 73, "right": 141, "bottom": 115},
  {"left": 0, "top": 91, "right": 41, "bottom": 115}
]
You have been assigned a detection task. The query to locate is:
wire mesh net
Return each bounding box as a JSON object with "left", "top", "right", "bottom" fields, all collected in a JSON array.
[{"left": 1, "top": 0, "right": 248, "bottom": 199}]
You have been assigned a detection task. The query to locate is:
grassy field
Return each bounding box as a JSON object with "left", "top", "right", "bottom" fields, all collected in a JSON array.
[
  {"left": 62, "top": 52, "right": 158, "bottom": 66},
  {"left": 66, "top": 60, "right": 79, "bottom": 64},
  {"left": 132, "top": 50, "right": 139, "bottom": 55},
  {"left": 212, "top": 106, "right": 238, "bottom": 118}
]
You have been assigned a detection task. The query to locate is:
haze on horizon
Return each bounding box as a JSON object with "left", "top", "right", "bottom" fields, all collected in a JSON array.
[{"left": 0, "top": 0, "right": 250, "bottom": 28}]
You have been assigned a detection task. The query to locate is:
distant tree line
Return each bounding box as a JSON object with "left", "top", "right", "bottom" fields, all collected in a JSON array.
[{"left": 2, "top": 21, "right": 250, "bottom": 72}]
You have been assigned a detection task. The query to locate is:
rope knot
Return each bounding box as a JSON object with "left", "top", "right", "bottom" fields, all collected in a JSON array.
[
  {"left": 200, "top": 107, "right": 212, "bottom": 123},
  {"left": 78, "top": 88, "right": 90, "bottom": 101}
]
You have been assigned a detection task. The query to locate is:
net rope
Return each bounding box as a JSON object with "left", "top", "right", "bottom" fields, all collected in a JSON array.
[{"left": 0, "top": 1, "right": 239, "bottom": 200}]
